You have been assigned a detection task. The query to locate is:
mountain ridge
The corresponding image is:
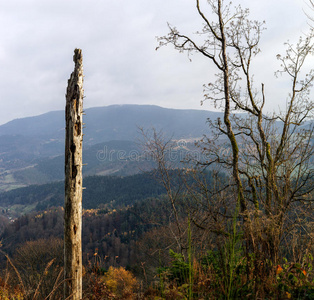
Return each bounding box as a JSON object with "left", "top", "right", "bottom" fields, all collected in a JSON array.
[
  {"left": 0, "top": 104, "right": 221, "bottom": 141},
  {"left": 0, "top": 105, "right": 221, "bottom": 190}
]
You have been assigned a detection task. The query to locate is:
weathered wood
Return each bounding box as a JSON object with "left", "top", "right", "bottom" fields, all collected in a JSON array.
[{"left": 64, "top": 48, "right": 84, "bottom": 300}]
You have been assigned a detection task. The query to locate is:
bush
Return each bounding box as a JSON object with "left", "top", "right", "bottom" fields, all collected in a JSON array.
[{"left": 103, "top": 266, "right": 139, "bottom": 299}]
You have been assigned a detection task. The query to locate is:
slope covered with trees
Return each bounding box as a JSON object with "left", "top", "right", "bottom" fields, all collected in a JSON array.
[{"left": 0, "top": 172, "right": 168, "bottom": 215}]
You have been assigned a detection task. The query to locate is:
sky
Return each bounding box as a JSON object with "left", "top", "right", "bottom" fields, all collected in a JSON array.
[{"left": 0, "top": 0, "right": 312, "bottom": 125}]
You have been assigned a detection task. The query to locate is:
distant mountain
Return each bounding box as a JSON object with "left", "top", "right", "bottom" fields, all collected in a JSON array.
[
  {"left": 82, "top": 105, "right": 222, "bottom": 144},
  {"left": 0, "top": 105, "right": 222, "bottom": 190},
  {"left": 0, "top": 110, "right": 65, "bottom": 139},
  {"left": 0, "top": 105, "right": 221, "bottom": 143}
]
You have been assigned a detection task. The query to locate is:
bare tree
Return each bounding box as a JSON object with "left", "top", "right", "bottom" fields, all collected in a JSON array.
[
  {"left": 139, "top": 127, "right": 233, "bottom": 256},
  {"left": 305, "top": 0, "right": 314, "bottom": 25},
  {"left": 139, "top": 128, "right": 185, "bottom": 251},
  {"left": 158, "top": 0, "right": 314, "bottom": 266}
]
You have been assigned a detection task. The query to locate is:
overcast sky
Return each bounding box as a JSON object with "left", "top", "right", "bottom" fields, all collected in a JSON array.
[{"left": 0, "top": 0, "right": 312, "bottom": 125}]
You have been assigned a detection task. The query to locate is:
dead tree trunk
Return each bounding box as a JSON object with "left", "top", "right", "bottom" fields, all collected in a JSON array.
[{"left": 64, "top": 48, "right": 84, "bottom": 300}]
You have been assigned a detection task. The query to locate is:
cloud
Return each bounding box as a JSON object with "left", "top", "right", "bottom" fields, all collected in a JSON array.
[{"left": 0, "top": 0, "right": 311, "bottom": 125}]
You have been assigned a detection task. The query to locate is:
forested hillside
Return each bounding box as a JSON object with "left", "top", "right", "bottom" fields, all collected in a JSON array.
[
  {"left": 0, "top": 197, "right": 180, "bottom": 269},
  {"left": 0, "top": 169, "right": 216, "bottom": 269},
  {"left": 0, "top": 172, "right": 169, "bottom": 218}
]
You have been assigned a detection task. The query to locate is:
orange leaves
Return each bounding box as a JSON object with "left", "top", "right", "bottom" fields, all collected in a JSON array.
[
  {"left": 276, "top": 264, "right": 307, "bottom": 277},
  {"left": 276, "top": 265, "right": 283, "bottom": 275},
  {"left": 103, "top": 266, "right": 139, "bottom": 299}
]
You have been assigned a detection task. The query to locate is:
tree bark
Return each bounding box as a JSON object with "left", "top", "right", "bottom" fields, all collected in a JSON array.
[{"left": 64, "top": 48, "right": 84, "bottom": 300}]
